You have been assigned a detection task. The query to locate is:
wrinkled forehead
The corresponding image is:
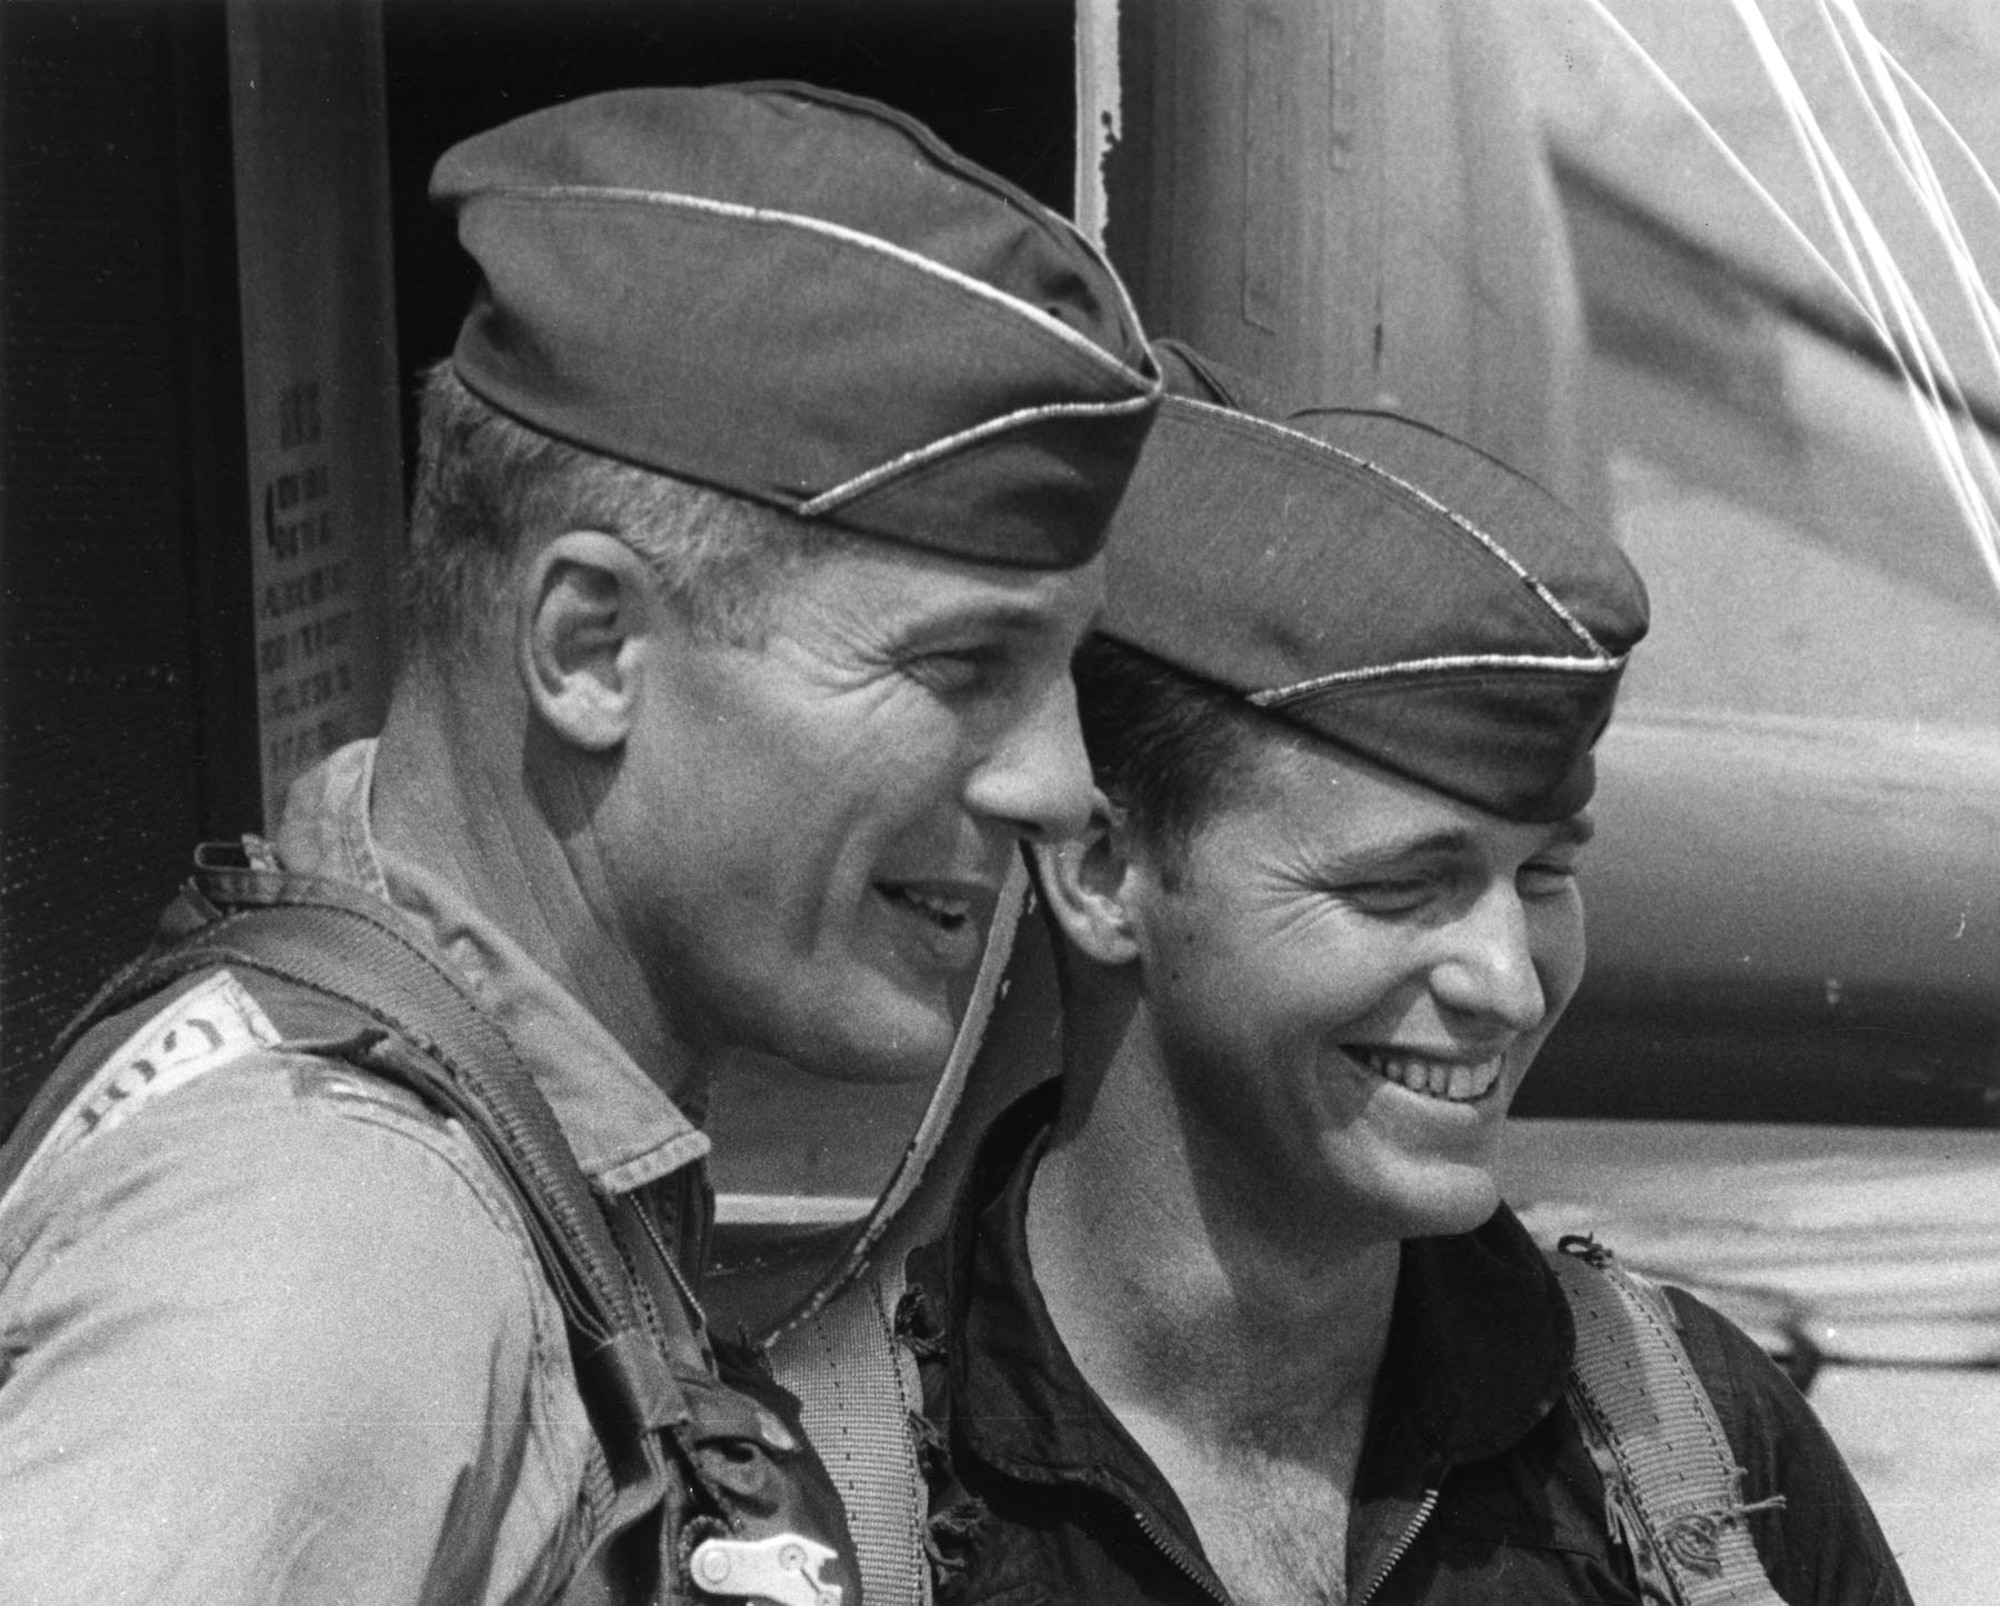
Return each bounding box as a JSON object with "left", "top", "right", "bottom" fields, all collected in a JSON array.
[{"left": 762, "top": 525, "right": 1107, "bottom": 649}]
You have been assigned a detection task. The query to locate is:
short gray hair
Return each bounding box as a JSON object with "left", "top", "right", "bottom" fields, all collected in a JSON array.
[{"left": 401, "top": 363, "right": 854, "bottom": 662}]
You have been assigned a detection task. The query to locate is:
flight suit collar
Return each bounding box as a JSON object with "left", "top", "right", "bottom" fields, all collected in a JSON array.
[
  {"left": 934, "top": 1085, "right": 1575, "bottom": 1596},
  {"left": 272, "top": 739, "right": 710, "bottom": 1197}
]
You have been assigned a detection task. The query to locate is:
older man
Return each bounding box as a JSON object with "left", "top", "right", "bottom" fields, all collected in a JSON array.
[
  {"left": 0, "top": 85, "right": 1158, "bottom": 1605},
  {"left": 891, "top": 373, "right": 1909, "bottom": 1605}
]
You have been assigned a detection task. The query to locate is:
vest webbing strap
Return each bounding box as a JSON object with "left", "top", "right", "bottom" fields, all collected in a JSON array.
[
  {"left": 771, "top": 1261, "right": 930, "bottom": 1606},
  {"left": 759, "top": 866, "right": 1037, "bottom": 1606},
  {"left": 1550, "top": 1240, "right": 1787, "bottom": 1606},
  {"left": 774, "top": 1246, "right": 1786, "bottom": 1606},
  {"left": 2, "top": 864, "right": 697, "bottom": 1603}
]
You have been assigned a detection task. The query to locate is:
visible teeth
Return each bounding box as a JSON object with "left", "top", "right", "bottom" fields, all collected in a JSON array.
[
  {"left": 893, "top": 887, "right": 969, "bottom": 926},
  {"left": 1353, "top": 1050, "right": 1501, "bottom": 1103}
]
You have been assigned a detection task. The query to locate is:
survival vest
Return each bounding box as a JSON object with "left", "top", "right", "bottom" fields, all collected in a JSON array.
[{"left": 0, "top": 844, "right": 861, "bottom": 1606}]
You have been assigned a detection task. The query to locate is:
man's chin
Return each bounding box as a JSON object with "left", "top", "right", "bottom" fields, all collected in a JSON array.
[
  {"left": 1392, "top": 1170, "right": 1505, "bottom": 1240},
  {"left": 1300, "top": 1147, "right": 1505, "bottom": 1243},
  {"left": 790, "top": 995, "right": 960, "bottom": 1086}
]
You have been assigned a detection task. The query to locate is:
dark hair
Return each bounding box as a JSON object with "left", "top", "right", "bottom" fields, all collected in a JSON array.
[
  {"left": 400, "top": 363, "right": 853, "bottom": 664},
  {"left": 1074, "top": 635, "right": 1291, "bottom": 885}
]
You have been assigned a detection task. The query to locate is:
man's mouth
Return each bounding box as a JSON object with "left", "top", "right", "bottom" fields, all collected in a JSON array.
[
  {"left": 1347, "top": 1047, "right": 1504, "bottom": 1104},
  {"left": 880, "top": 883, "right": 973, "bottom": 931},
  {"left": 874, "top": 879, "right": 988, "bottom": 972}
]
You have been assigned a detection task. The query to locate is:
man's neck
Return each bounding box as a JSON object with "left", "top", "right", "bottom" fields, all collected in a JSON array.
[
  {"left": 371, "top": 668, "right": 707, "bottom": 1111},
  {"left": 1021, "top": 1003, "right": 1399, "bottom": 1606},
  {"left": 1023, "top": 998, "right": 1400, "bottom": 1454}
]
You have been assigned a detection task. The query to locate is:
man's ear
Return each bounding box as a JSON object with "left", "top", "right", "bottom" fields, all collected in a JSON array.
[
  {"left": 518, "top": 531, "right": 663, "bottom": 753},
  {"left": 1032, "top": 794, "right": 1143, "bottom": 966}
]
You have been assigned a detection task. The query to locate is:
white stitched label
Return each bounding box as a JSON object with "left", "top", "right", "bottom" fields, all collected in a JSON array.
[{"left": 12, "top": 972, "right": 283, "bottom": 1197}]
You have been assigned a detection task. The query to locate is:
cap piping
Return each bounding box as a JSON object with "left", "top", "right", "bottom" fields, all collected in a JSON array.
[
  {"left": 800, "top": 392, "right": 1160, "bottom": 516},
  {"left": 1249, "top": 650, "right": 1630, "bottom": 708},
  {"left": 727, "top": 79, "right": 1158, "bottom": 370},
  {"left": 485, "top": 184, "right": 1157, "bottom": 392},
  {"left": 1175, "top": 398, "right": 1617, "bottom": 661}
]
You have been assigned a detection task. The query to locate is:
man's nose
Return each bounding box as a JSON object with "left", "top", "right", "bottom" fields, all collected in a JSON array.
[
  {"left": 1428, "top": 885, "right": 1549, "bottom": 1032},
  {"left": 962, "top": 671, "right": 1095, "bottom": 844}
]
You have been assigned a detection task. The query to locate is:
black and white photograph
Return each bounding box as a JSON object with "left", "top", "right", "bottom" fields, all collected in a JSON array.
[{"left": 1, "top": 2, "right": 1994, "bottom": 1602}]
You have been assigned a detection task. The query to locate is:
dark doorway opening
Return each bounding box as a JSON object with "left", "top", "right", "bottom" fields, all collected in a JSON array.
[{"left": 382, "top": 0, "right": 1078, "bottom": 473}]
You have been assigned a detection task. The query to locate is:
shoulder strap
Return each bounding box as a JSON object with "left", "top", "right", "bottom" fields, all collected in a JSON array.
[
  {"left": 6, "top": 848, "right": 870, "bottom": 1605},
  {"left": 0, "top": 851, "right": 735, "bottom": 1604},
  {"left": 757, "top": 864, "right": 1043, "bottom": 1606},
  {"left": 769, "top": 1262, "right": 931, "bottom": 1606},
  {"left": 1549, "top": 1238, "right": 1787, "bottom": 1606},
  {"left": 92, "top": 856, "right": 694, "bottom": 1408},
  {"left": 767, "top": 1231, "right": 1796, "bottom": 1606},
  {"left": 171, "top": 863, "right": 866, "bottom": 1605}
]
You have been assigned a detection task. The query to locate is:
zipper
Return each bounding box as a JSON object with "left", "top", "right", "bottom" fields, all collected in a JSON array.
[
  {"left": 632, "top": 1184, "right": 707, "bottom": 1334},
  {"left": 1352, "top": 1489, "right": 1440, "bottom": 1606},
  {"left": 1128, "top": 1503, "right": 1233, "bottom": 1606}
]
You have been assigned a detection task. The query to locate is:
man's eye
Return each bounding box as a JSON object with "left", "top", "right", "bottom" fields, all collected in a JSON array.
[
  {"left": 1342, "top": 880, "right": 1435, "bottom": 916},
  {"left": 905, "top": 649, "right": 1001, "bottom": 695},
  {"left": 1519, "top": 859, "right": 1580, "bottom": 898}
]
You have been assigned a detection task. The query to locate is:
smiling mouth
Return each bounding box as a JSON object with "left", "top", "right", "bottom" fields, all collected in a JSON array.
[
  {"left": 874, "top": 880, "right": 987, "bottom": 972},
  {"left": 1347, "top": 1048, "right": 1504, "bottom": 1104},
  {"left": 880, "top": 884, "right": 973, "bottom": 931}
]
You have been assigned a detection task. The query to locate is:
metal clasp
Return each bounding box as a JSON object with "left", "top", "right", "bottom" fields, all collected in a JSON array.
[{"left": 688, "top": 1533, "right": 843, "bottom": 1606}]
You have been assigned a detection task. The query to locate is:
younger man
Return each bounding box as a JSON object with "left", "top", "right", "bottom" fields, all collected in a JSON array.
[{"left": 899, "top": 381, "right": 1909, "bottom": 1605}]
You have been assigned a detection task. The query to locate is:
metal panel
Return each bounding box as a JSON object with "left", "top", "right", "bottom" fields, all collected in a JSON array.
[{"left": 1099, "top": 0, "right": 1604, "bottom": 528}]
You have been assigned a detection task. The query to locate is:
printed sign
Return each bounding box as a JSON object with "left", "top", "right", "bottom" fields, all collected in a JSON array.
[{"left": 228, "top": 2, "right": 402, "bottom": 826}]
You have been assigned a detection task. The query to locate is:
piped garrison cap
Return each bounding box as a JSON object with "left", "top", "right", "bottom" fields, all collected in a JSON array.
[
  {"left": 432, "top": 82, "right": 1163, "bottom": 568},
  {"left": 1100, "top": 387, "right": 1650, "bottom": 822}
]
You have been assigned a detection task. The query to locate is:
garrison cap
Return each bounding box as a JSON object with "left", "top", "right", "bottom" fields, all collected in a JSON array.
[
  {"left": 1101, "top": 391, "right": 1650, "bottom": 822},
  {"left": 432, "top": 82, "right": 1162, "bottom": 568}
]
